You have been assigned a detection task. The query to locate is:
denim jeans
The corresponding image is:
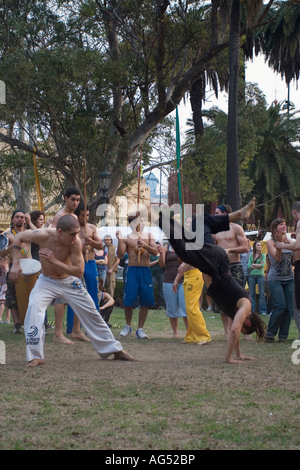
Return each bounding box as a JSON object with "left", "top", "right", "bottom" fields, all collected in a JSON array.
[
  {"left": 248, "top": 275, "right": 267, "bottom": 313},
  {"left": 267, "top": 278, "right": 294, "bottom": 339}
]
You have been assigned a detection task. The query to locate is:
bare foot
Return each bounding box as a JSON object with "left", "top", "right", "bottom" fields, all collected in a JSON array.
[
  {"left": 53, "top": 334, "right": 75, "bottom": 345},
  {"left": 114, "top": 350, "right": 137, "bottom": 361},
  {"left": 26, "top": 359, "right": 45, "bottom": 368},
  {"left": 197, "top": 340, "right": 211, "bottom": 346},
  {"left": 240, "top": 197, "right": 256, "bottom": 221},
  {"left": 70, "top": 331, "right": 90, "bottom": 342}
]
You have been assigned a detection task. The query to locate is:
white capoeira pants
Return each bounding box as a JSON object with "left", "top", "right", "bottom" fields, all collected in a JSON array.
[{"left": 24, "top": 273, "right": 122, "bottom": 362}]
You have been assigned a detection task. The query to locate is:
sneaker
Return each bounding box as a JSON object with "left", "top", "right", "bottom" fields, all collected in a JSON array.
[
  {"left": 206, "top": 306, "right": 213, "bottom": 312},
  {"left": 13, "top": 323, "right": 22, "bottom": 334},
  {"left": 120, "top": 325, "right": 132, "bottom": 337},
  {"left": 265, "top": 335, "right": 274, "bottom": 342},
  {"left": 135, "top": 328, "right": 148, "bottom": 339}
]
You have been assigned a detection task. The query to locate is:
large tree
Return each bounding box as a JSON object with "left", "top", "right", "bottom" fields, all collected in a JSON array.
[{"left": 0, "top": 0, "right": 276, "bottom": 219}]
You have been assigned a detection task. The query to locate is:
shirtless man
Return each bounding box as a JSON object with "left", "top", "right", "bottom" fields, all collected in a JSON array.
[
  {"left": 66, "top": 202, "right": 103, "bottom": 338},
  {"left": 9, "top": 214, "right": 135, "bottom": 367},
  {"left": 117, "top": 212, "right": 158, "bottom": 339},
  {"left": 275, "top": 201, "right": 300, "bottom": 339},
  {"left": 214, "top": 204, "right": 249, "bottom": 339},
  {"left": 0, "top": 210, "right": 31, "bottom": 333},
  {"left": 51, "top": 187, "right": 81, "bottom": 344}
]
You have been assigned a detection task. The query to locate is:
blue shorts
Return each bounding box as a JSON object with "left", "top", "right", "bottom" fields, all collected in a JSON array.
[{"left": 124, "top": 266, "right": 155, "bottom": 307}]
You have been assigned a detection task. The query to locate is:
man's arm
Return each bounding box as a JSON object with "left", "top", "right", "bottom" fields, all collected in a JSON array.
[
  {"left": 39, "top": 240, "right": 84, "bottom": 278},
  {"left": 116, "top": 230, "right": 127, "bottom": 259},
  {"left": 85, "top": 225, "right": 103, "bottom": 250},
  {"left": 9, "top": 230, "right": 45, "bottom": 282},
  {"left": 137, "top": 235, "right": 158, "bottom": 256}
]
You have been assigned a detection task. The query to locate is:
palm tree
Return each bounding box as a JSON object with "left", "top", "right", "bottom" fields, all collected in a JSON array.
[
  {"left": 262, "top": 1, "right": 300, "bottom": 85},
  {"left": 249, "top": 102, "right": 300, "bottom": 227},
  {"left": 226, "top": 0, "right": 241, "bottom": 211}
]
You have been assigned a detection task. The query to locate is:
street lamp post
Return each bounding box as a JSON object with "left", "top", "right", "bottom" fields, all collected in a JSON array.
[{"left": 97, "top": 169, "right": 112, "bottom": 226}]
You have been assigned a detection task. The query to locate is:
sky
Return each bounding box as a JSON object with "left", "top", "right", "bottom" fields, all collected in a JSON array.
[
  {"left": 178, "top": 53, "right": 299, "bottom": 124},
  {"left": 152, "top": 54, "right": 299, "bottom": 194}
]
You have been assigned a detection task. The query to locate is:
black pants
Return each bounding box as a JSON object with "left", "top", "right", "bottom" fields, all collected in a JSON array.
[{"left": 160, "top": 214, "right": 250, "bottom": 318}]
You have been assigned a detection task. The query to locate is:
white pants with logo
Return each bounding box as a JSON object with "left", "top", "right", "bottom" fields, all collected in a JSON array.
[{"left": 24, "top": 274, "right": 122, "bottom": 362}]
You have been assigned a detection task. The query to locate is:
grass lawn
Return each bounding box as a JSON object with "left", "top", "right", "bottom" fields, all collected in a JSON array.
[{"left": 0, "top": 305, "right": 300, "bottom": 451}]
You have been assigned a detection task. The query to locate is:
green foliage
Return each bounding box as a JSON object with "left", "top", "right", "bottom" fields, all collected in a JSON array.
[
  {"left": 248, "top": 102, "right": 300, "bottom": 226},
  {"left": 262, "top": 1, "right": 300, "bottom": 83},
  {"left": 181, "top": 83, "right": 269, "bottom": 206}
]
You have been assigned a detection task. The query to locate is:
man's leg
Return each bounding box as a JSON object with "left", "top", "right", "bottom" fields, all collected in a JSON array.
[
  {"left": 11, "top": 307, "right": 21, "bottom": 333},
  {"left": 24, "top": 276, "right": 58, "bottom": 366},
  {"left": 5, "top": 277, "right": 21, "bottom": 332},
  {"left": 124, "top": 306, "right": 133, "bottom": 326},
  {"left": 138, "top": 306, "right": 148, "bottom": 329},
  {"left": 54, "top": 303, "right": 74, "bottom": 345},
  {"left": 71, "top": 261, "right": 99, "bottom": 341},
  {"left": 62, "top": 277, "right": 134, "bottom": 360}
]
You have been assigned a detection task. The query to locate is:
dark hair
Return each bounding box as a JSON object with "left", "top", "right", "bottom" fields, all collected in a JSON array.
[
  {"left": 99, "top": 277, "right": 107, "bottom": 292},
  {"left": 64, "top": 187, "right": 81, "bottom": 198},
  {"left": 57, "top": 214, "right": 79, "bottom": 232},
  {"left": 74, "top": 201, "right": 89, "bottom": 217},
  {"left": 243, "top": 312, "right": 266, "bottom": 341},
  {"left": 270, "top": 218, "right": 286, "bottom": 238},
  {"left": 253, "top": 241, "right": 262, "bottom": 259},
  {"left": 11, "top": 209, "right": 25, "bottom": 224},
  {"left": 128, "top": 213, "right": 139, "bottom": 224},
  {"left": 30, "top": 210, "right": 45, "bottom": 226},
  {"left": 217, "top": 204, "right": 232, "bottom": 214}
]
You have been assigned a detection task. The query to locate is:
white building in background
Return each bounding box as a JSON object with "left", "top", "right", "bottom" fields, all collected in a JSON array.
[{"left": 144, "top": 171, "right": 168, "bottom": 205}]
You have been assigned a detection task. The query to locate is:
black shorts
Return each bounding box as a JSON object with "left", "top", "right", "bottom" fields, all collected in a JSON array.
[
  {"left": 207, "top": 272, "right": 250, "bottom": 319},
  {"left": 230, "top": 263, "right": 245, "bottom": 287}
]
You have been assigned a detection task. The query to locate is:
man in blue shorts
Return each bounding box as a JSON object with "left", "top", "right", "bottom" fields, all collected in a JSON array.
[{"left": 117, "top": 214, "right": 158, "bottom": 339}]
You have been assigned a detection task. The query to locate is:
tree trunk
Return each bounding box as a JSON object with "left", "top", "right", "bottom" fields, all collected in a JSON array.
[
  {"left": 226, "top": 0, "right": 241, "bottom": 211},
  {"left": 190, "top": 77, "right": 205, "bottom": 137}
]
